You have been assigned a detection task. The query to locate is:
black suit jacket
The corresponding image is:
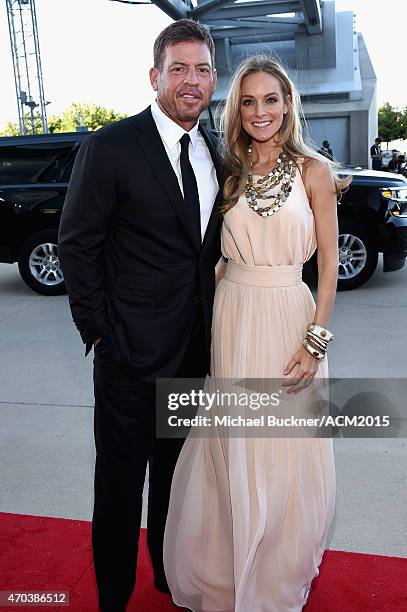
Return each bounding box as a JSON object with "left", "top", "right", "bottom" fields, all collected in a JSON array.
[{"left": 58, "top": 107, "right": 222, "bottom": 380}]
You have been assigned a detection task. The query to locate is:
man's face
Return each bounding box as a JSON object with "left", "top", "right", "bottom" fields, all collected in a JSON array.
[{"left": 150, "top": 41, "right": 217, "bottom": 131}]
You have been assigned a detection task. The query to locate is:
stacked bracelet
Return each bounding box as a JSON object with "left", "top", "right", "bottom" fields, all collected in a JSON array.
[
  {"left": 302, "top": 323, "right": 334, "bottom": 359},
  {"left": 308, "top": 323, "right": 334, "bottom": 342}
]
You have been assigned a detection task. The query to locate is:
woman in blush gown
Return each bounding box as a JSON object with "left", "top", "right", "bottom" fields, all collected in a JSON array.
[{"left": 163, "top": 56, "right": 350, "bottom": 612}]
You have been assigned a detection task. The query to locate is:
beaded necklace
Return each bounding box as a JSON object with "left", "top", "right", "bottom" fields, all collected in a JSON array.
[{"left": 245, "top": 145, "right": 297, "bottom": 217}]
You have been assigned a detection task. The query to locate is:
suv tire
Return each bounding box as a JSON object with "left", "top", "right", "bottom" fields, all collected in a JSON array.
[
  {"left": 18, "top": 229, "right": 66, "bottom": 296},
  {"left": 337, "top": 221, "right": 378, "bottom": 290},
  {"left": 309, "top": 221, "right": 379, "bottom": 290}
]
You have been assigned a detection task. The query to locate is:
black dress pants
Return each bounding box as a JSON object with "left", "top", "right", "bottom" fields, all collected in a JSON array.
[{"left": 92, "top": 306, "right": 207, "bottom": 612}]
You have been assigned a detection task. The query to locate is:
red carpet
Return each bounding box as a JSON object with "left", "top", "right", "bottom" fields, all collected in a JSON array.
[{"left": 0, "top": 512, "right": 406, "bottom": 611}]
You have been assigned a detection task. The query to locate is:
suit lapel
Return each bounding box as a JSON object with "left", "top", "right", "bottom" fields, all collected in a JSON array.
[
  {"left": 199, "top": 126, "right": 223, "bottom": 188},
  {"left": 132, "top": 108, "right": 223, "bottom": 253},
  {"left": 132, "top": 107, "right": 199, "bottom": 250},
  {"left": 199, "top": 126, "right": 223, "bottom": 253}
]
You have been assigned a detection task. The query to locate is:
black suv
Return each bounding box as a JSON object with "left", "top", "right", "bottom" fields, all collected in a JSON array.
[
  {"left": 1, "top": 132, "right": 407, "bottom": 294},
  {"left": 0, "top": 132, "right": 88, "bottom": 295},
  {"left": 332, "top": 167, "right": 407, "bottom": 289}
]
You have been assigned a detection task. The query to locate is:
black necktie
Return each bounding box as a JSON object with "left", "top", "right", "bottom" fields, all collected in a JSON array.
[{"left": 179, "top": 133, "right": 201, "bottom": 245}]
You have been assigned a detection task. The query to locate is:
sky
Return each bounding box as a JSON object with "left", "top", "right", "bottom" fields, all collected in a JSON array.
[{"left": 0, "top": 0, "right": 406, "bottom": 129}]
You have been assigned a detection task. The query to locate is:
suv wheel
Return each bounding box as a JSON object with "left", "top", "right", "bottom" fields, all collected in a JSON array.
[
  {"left": 18, "top": 230, "right": 66, "bottom": 296},
  {"left": 337, "top": 221, "right": 378, "bottom": 290}
]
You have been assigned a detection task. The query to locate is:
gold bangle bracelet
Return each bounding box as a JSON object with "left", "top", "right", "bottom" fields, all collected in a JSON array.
[
  {"left": 307, "top": 323, "right": 334, "bottom": 343},
  {"left": 305, "top": 337, "right": 327, "bottom": 355},
  {"left": 302, "top": 339, "right": 326, "bottom": 359},
  {"left": 306, "top": 332, "right": 328, "bottom": 351}
]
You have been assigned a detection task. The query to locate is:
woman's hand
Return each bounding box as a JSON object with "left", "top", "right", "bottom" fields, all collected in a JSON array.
[{"left": 282, "top": 346, "right": 319, "bottom": 394}]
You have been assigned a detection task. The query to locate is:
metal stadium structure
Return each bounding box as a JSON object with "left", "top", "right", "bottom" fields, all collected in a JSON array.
[
  {"left": 113, "top": 0, "right": 378, "bottom": 167},
  {"left": 5, "top": 0, "right": 48, "bottom": 135},
  {"left": 5, "top": 0, "right": 378, "bottom": 166}
]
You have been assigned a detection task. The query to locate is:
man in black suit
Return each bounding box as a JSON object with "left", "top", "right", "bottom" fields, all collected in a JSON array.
[{"left": 59, "top": 20, "right": 221, "bottom": 612}]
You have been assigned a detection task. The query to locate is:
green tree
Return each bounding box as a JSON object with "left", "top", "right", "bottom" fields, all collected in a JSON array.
[
  {"left": 0, "top": 119, "right": 20, "bottom": 136},
  {"left": 48, "top": 103, "right": 127, "bottom": 133},
  {"left": 398, "top": 106, "right": 407, "bottom": 141},
  {"left": 0, "top": 102, "right": 127, "bottom": 136},
  {"left": 378, "top": 102, "right": 404, "bottom": 146}
]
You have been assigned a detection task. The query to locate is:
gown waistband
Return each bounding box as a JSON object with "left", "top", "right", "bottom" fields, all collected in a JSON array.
[{"left": 223, "top": 261, "right": 303, "bottom": 288}]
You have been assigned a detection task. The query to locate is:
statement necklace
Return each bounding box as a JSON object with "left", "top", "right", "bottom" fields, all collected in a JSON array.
[{"left": 245, "top": 145, "right": 297, "bottom": 217}]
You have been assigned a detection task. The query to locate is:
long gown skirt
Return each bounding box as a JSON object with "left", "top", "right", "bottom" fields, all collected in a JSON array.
[{"left": 164, "top": 265, "right": 336, "bottom": 612}]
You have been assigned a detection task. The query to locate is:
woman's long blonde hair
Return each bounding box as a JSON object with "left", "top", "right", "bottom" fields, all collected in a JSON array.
[{"left": 218, "top": 55, "right": 351, "bottom": 211}]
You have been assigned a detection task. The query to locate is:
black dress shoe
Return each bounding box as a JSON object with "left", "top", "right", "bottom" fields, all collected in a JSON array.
[{"left": 154, "top": 578, "right": 171, "bottom": 594}]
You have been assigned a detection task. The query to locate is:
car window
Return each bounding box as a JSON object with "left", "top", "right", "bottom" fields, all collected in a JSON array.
[
  {"left": 59, "top": 143, "right": 81, "bottom": 182},
  {"left": 0, "top": 143, "right": 77, "bottom": 185}
]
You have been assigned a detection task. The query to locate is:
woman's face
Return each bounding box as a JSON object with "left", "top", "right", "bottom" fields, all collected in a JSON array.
[{"left": 240, "top": 71, "right": 289, "bottom": 145}]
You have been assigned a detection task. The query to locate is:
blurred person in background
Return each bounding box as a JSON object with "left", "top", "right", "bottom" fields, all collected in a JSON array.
[
  {"left": 370, "top": 136, "right": 383, "bottom": 170},
  {"left": 319, "top": 139, "right": 334, "bottom": 161},
  {"left": 387, "top": 149, "right": 401, "bottom": 173}
]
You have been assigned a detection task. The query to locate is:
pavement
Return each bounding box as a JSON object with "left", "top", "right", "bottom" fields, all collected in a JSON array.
[{"left": 0, "top": 260, "right": 406, "bottom": 557}]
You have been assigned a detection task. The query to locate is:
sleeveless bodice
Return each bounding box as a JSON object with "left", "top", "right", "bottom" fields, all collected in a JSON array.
[{"left": 221, "top": 167, "right": 316, "bottom": 266}]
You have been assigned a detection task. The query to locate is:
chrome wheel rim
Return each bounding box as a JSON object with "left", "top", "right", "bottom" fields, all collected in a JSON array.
[
  {"left": 338, "top": 233, "right": 367, "bottom": 280},
  {"left": 28, "top": 242, "right": 64, "bottom": 286}
]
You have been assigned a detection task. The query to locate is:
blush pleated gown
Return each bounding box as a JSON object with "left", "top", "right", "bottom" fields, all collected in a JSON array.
[{"left": 163, "top": 165, "right": 336, "bottom": 612}]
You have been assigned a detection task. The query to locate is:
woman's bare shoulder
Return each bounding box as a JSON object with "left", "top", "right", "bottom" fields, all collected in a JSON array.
[
  {"left": 302, "top": 156, "right": 334, "bottom": 187},
  {"left": 300, "top": 157, "right": 335, "bottom": 203},
  {"left": 301, "top": 156, "right": 331, "bottom": 175}
]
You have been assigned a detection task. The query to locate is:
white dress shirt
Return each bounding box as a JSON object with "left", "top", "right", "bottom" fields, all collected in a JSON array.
[{"left": 150, "top": 99, "right": 218, "bottom": 242}]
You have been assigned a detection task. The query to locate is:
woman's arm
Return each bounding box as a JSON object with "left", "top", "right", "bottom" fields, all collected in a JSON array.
[
  {"left": 59, "top": 134, "right": 115, "bottom": 354},
  {"left": 283, "top": 158, "right": 338, "bottom": 392},
  {"left": 305, "top": 158, "right": 339, "bottom": 328}
]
